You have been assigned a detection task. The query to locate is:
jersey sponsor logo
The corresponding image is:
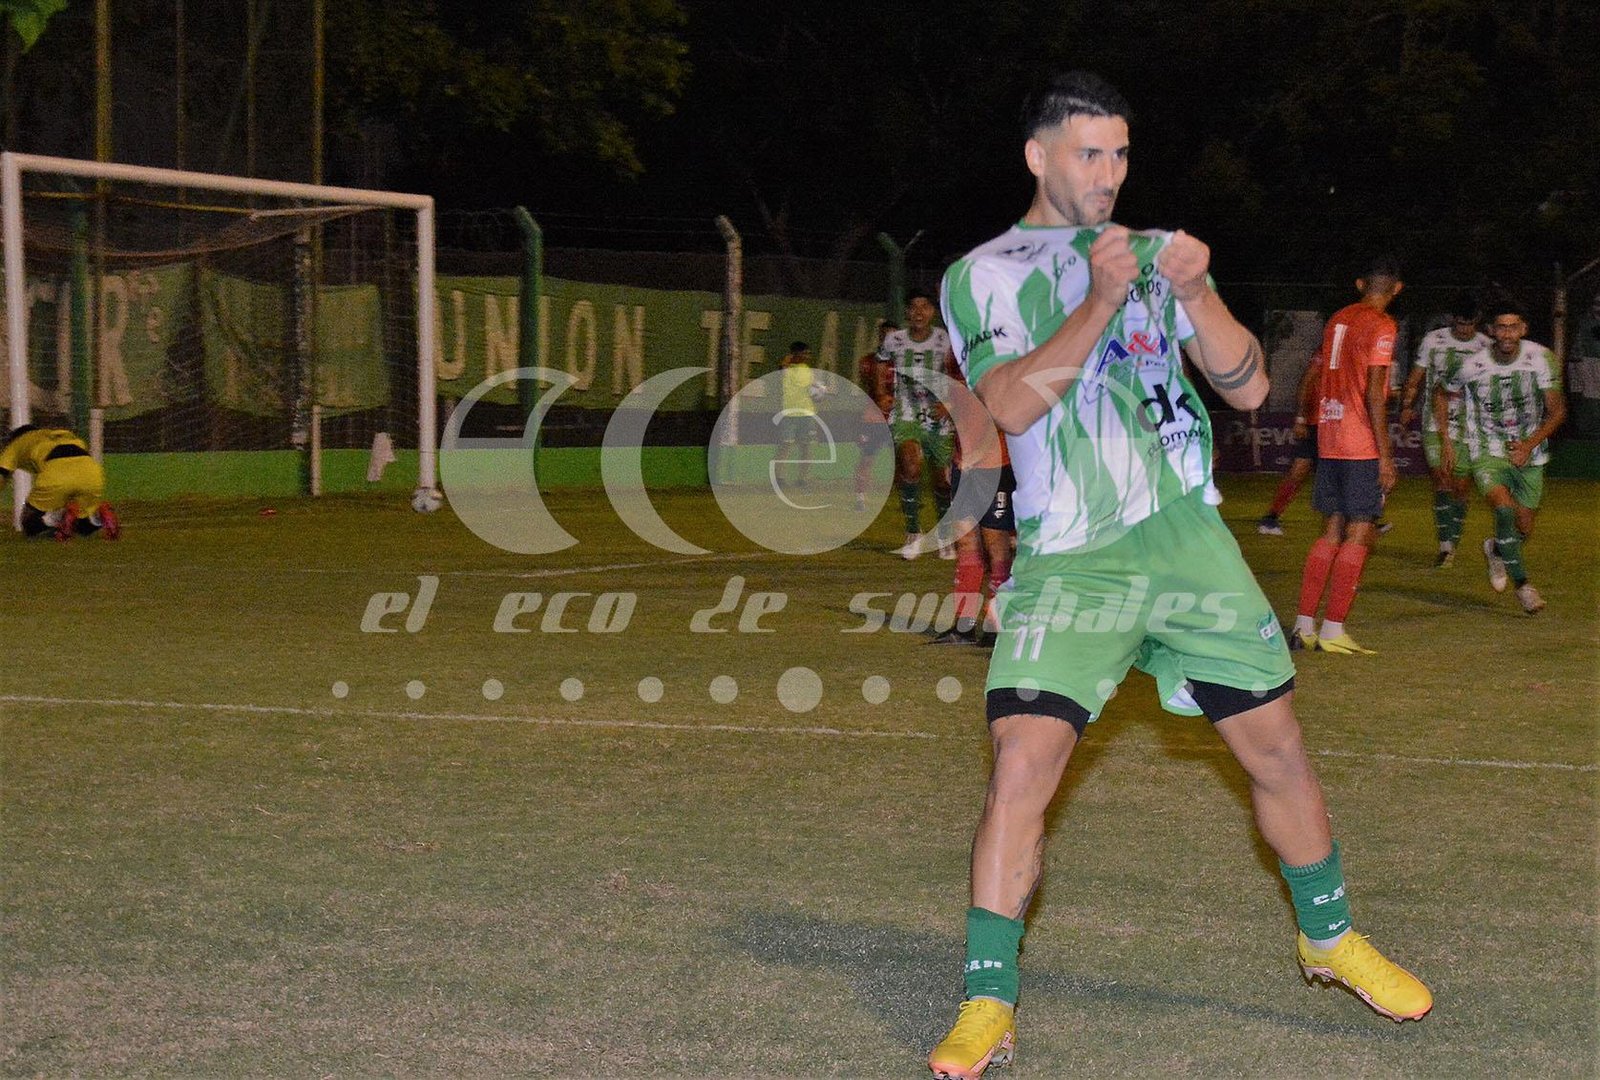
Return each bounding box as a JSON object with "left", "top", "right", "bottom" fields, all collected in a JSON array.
[
  {"left": 997, "top": 241, "right": 1047, "bottom": 261},
  {"left": 1127, "top": 330, "right": 1163, "bottom": 355},
  {"left": 1319, "top": 398, "right": 1345, "bottom": 422},
  {"left": 1127, "top": 274, "right": 1168, "bottom": 304},
  {"left": 964, "top": 326, "right": 1010, "bottom": 353},
  {"left": 1138, "top": 383, "right": 1203, "bottom": 431}
]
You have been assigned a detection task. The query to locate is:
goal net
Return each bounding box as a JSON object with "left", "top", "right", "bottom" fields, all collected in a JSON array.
[{"left": 3, "top": 153, "right": 438, "bottom": 518}]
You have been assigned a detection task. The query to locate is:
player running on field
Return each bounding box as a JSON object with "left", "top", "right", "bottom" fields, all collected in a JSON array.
[
  {"left": 1291, "top": 260, "right": 1401, "bottom": 656},
  {"left": 932, "top": 349, "right": 1016, "bottom": 647},
  {"left": 1, "top": 424, "right": 122, "bottom": 541},
  {"left": 930, "top": 70, "right": 1430, "bottom": 1080},
  {"left": 855, "top": 320, "right": 899, "bottom": 511},
  {"left": 882, "top": 291, "right": 955, "bottom": 558},
  {"left": 1437, "top": 297, "right": 1565, "bottom": 614},
  {"left": 1400, "top": 293, "right": 1488, "bottom": 567},
  {"left": 1257, "top": 360, "right": 1323, "bottom": 535}
]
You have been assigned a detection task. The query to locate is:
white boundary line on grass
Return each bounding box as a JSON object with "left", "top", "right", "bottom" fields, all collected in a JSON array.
[
  {"left": 115, "top": 550, "right": 788, "bottom": 580},
  {"left": 2, "top": 693, "right": 1596, "bottom": 770},
  {"left": 0, "top": 694, "right": 940, "bottom": 741}
]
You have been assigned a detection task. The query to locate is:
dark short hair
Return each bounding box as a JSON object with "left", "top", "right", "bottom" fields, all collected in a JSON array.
[
  {"left": 788, "top": 341, "right": 809, "bottom": 353},
  {"left": 878, "top": 320, "right": 899, "bottom": 333},
  {"left": 906, "top": 289, "right": 936, "bottom": 306},
  {"left": 1448, "top": 292, "right": 1481, "bottom": 321},
  {"left": 1361, "top": 254, "right": 1402, "bottom": 282},
  {"left": 1485, "top": 294, "right": 1527, "bottom": 321},
  {"left": 1020, "top": 71, "right": 1131, "bottom": 140}
]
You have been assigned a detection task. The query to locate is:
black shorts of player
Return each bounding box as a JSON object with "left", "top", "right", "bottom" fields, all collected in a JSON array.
[
  {"left": 951, "top": 465, "right": 1017, "bottom": 533},
  {"left": 986, "top": 676, "right": 1295, "bottom": 738},
  {"left": 981, "top": 464, "right": 1016, "bottom": 532},
  {"left": 1293, "top": 426, "right": 1319, "bottom": 461},
  {"left": 856, "top": 416, "right": 892, "bottom": 454},
  {"left": 778, "top": 413, "right": 818, "bottom": 445},
  {"left": 1312, "top": 457, "right": 1382, "bottom": 520}
]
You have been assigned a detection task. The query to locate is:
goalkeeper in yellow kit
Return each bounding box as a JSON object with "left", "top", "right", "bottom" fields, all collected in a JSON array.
[{"left": 1, "top": 425, "right": 122, "bottom": 540}]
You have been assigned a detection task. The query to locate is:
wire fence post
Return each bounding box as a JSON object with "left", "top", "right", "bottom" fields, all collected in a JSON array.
[
  {"left": 715, "top": 215, "right": 742, "bottom": 482},
  {"left": 513, "top": 206, "right": 544, "bottom": 471}
]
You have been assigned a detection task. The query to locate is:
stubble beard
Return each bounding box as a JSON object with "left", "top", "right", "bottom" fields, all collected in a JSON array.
[{"left": 1047, "top": 181, "right": 1116, "bottom": 227}]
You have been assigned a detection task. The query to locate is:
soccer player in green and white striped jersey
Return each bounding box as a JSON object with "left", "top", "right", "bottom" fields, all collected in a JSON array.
[
  {"left": 1435, "top": 298, "right": 1565, "bottom": 613},
  {"left": 879, "top": 292, "right": 956, "bottom": 557},
  {"left": 926, "top": 70, "right": 1430, "bottom": 1080},
  {"left": 1399, "top": 293, "right": 1487, "bottom": 566}
]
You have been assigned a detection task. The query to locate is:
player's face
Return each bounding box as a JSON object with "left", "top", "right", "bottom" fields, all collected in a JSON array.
[
  {"left": 1489, "top": 315, "right": 1525, "bottom": 357},
  {"left": 1027, "top": 114, "right": 1129, "bottom": 227},
  {"left": 1449, "top": 315, "right": 1479, "bottom": 341},
  {"left": 906, "top": 296, "right": 936, "bottom": 332}
]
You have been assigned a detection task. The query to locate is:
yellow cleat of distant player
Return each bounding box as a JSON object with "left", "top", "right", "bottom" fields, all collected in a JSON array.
[
  {"left": 1298, "top": 932, "right": 1433, "bottom": 1021},
  {"left": 1316, "top": 632, "right": 1375, "bottom": 656},
  {"left": 929, "top": 998, "right": 1015, "bottom": 1080}
]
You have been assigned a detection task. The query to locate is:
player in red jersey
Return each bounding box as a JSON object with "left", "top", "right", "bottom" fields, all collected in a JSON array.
[
  {"left": 1292, "top": 258, "right": 1401, "bottom": 655},
  {"left": 855, "top": 320, "right": 898, "bottom": 511},
  {"left": 931, "top": 350, "right": 1015, "bottom": 645}
]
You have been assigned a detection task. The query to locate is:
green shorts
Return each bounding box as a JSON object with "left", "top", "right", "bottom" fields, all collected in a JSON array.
[
  {"left": 986, "top": 488, "right": 1295, "bottom": 723},
  {"left": 891, "top": 420, "right": 954, "bottom": 469},
  {"left": 1471, "top": 456, "right": 1544, "bottom": 510},
  {"left": 1422, "top": 430, "right": 1470, "bottom": 475}
]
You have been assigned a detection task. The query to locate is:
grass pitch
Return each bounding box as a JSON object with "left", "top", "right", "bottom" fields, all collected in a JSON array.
[{"left": 2, "top": 475, "right": 1596, "bottom": 1077}]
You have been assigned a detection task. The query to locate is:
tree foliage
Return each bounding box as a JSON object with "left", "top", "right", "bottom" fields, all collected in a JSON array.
[{"left": 329, "top": 0, "right": 688, "bottom": 180}]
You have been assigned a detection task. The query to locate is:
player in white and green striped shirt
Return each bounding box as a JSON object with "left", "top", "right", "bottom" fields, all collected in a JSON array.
[
  {"left": 927, "top": 69, "right": 1430, "bottom": 1080},
  {"left": 1399, "top": 293, "right": 1487, "bottom": 566},
  {"left": 1436, "top": 298, "right": 1566, "bottom": 613}
]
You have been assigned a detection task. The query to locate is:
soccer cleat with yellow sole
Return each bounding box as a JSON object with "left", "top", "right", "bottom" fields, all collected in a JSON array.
[
  {"left": 929, "top": 998, "right": 1015, "bottom": 1080},
  {"left": 1298, "top": 931, "right": 1433, "bottom": 1021},
  {"left": 1288, "top": 629, "right": 1317, "bottom": 652},
  {"left": 1316, "top": 632, "right": 1375, "bottom": 655}
]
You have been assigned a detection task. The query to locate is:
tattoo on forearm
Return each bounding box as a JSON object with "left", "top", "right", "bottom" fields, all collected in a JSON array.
[{"left": 1210, "top": 338, "right": 1263, "bottom": 392}]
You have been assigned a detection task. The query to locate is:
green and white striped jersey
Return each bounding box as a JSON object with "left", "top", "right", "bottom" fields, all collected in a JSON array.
[
  {"left": 941, "top": 223, "right": 1209, "bottom": 555},
  {"left": 877, "top": 326, "right": 953, "bottom": 428},
  {"left": 1447, "top": 340, "right": 1560, "bottom": 465},
  {"left": 1415, "top": 326, "right": 1488, "bottom": 441}
]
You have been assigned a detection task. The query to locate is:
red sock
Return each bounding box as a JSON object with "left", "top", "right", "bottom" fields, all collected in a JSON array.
[
  {"left": 987, "top": 549, "right": 1013, "bottom": 594},
  {"left": 1297, "top": 537, "right": 1340, "bottom": 617},
  {"left": 1325, "top": 541, "right": 1370, "bottom": 623},
  {"left": 1268, "top": 474, "right": 1303, "bottom": 517},
  {"left": 953, "top": 550, "right": 984, "bottom": 624}
]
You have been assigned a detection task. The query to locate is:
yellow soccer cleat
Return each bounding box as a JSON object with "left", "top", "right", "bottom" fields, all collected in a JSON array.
[
  {"left": 929, "top": 998, "right": 1015, "bottom": 1080},
  {"left": 1316, "top": 632, "right": 1375, "bottom": 656},
  {"left": 1298, "top": 932, "right": 1433, "bottom": 1021},
  {"left": 1288, "top": 629, "right": 1317, "bottom": 652}
]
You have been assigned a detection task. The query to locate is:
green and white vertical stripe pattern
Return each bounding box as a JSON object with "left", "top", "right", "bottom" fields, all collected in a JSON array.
[
  {"left": 1416, "top": 327, "right": 1488, "bottom": 441},
  {"left": 1450, "top": 341, "right": 1559, "bottom": 465},
  {"left": 941, "top": 223, "right": 1211, "bottom": 555},
  {"left": 878, "top": 327, "right": 952, "bottom": 426}
]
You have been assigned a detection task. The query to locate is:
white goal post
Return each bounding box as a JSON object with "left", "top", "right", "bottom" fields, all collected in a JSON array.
[{"left": 3, "top": 152, "right": 439, "bottom": 520}]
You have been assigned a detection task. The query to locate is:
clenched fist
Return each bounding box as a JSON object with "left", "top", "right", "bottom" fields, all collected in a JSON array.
[
  {"left": 1089, "top": 225, "right": 1139, "bottom": 312},
  {"left": 1157, "top": 229, "right": 1211, "bottom": 302}
]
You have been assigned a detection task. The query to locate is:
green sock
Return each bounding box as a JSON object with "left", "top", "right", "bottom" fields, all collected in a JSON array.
[
  {"left": 1432, "top": 490, "right": 1453, "bottom": 546},
  {"left": 1493, "top": 505, "right": 1528, "bottom": 586},
  {"left": 964, "top": 906, "right": 1025, "bottom": 1004},
  {"left": 900, "top": 482, "right": 922, "bottom": 534},
  {"left": 1447, "top": 495, "right": 1468, "bottom": 546},
  {"left": 1280, "top": 840, "right": 1352, "bottom": 943}
]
